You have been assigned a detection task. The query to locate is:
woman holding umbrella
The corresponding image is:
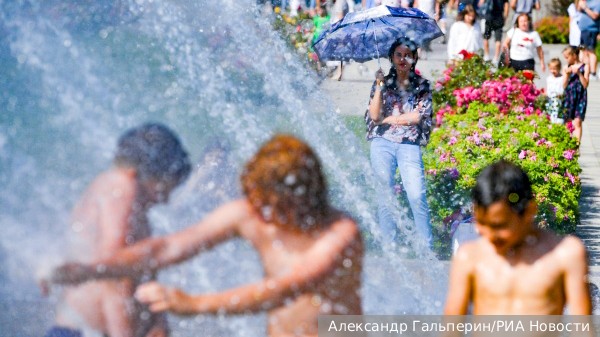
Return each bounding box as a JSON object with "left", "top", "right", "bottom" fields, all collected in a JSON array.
[{"left": 366, "top": 37, "right": 433, "bottom": 249}]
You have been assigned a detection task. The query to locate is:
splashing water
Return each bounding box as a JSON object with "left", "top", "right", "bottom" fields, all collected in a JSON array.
[{"left": 0, "top": 0, "right": 447, "bottom": 335}]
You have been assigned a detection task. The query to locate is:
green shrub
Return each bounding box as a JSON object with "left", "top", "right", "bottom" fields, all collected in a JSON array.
[
  {"left": 423, "top": 102, "right": 581, "bottom": 237},
  {"left": 534, "top": 16, "right": 569, "bottom": 44}
]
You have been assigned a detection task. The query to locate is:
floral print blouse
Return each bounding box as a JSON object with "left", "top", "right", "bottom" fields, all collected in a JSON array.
[{"left": 365, "top": 73, "right": 433, "bottom": 146}]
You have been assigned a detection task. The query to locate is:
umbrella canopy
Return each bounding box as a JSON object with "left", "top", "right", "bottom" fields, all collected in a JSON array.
[{"left": 313, "top": 5, "right": 444, "bottom": 63}]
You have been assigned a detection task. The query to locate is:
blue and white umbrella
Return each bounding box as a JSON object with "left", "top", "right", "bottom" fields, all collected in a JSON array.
[{"left": 313, "top": 5, "right": 443, "bottom": 64}]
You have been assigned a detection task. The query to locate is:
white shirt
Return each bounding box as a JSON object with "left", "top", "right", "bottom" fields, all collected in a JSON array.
[
  {"left": 417, "top": 0, "right": 436, "bottom": 18},
  {"left": 447, "top": 21, "right": 484, "bottom": 60},
  {"left": 546, "top": 75, "right": 564, "bottom": 98},
  {"left": 568, "top": 3, "right": 581, "bottom": 47},
  {"left": 507, "top": 28, "right": 543, "bottom": 61}
]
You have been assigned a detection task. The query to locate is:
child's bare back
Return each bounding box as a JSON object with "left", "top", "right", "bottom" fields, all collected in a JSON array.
[
  {"left": 232, "top": 200, "right": 363, "bottom": 335},
  {"left": 57, "top": 168, "right": 158, "bottom": 336},
  {"left": 46, "top": 123, "right": 191, "bottom": 337}
]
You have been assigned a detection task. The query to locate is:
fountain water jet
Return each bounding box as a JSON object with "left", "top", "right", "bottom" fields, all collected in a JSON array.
[{"left": 0, "top": 0, "right": 447, "bottom": 335}]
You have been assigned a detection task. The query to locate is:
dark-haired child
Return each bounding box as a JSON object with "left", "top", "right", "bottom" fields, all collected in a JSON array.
[
  {"left": 444, "top": 160, "right": 591, "bottom": 315},
  {"left": 42, "top": 123, "right": 191, "bottom": 337}
]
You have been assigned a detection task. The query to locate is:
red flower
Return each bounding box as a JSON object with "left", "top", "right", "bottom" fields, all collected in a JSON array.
[
  {"left": 522, "top": 70, "right": 534, "bottom": 81},
  {"left": 458, "top": 49, "right": 474, "bottom": 60}
]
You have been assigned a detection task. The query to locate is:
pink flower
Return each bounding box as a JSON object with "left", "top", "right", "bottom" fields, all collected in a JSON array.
[
  {"left": 565, "top": 170, "right": 578, "bottom": 185},
  {"left": 448, "top": 136, "right": 457, "bottom": 145},
  {"left": 518, "top": 150, "right": 527, "bottom": 160},
  {"left": 563, "top": 149, "right": 576, "bottom": 161}
]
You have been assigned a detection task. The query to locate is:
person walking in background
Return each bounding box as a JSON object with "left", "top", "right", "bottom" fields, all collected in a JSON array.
[
  {"left": 562, "top": 45, "right": 589, "bottom": 144},
  {"left": 48, "top": 134, "right": 363, "bottom": 337},
  {"left": 481, "top": 0, "right": 508, "bottom": 63},
  {"left": 577, "top": 0, "right": 600, "bottom": 80},
  {"left": 41, "top": 123, "right": 192, "bottom": 337},
  {"left": 414, "top": 0, "right": 439, "bottom": 59},
  {"left": 546, "top": 58, "right": 566, "bottom": 124},
  {"left": 367, "top": 37, "right": 433, "bottom": 248},
  {"left": 502, "top": 13, "right": 545, "bottom": 73},
  {"left": 447, "top": 5, "right": 483, "bottom": 64},
  {"left": 317, "top": 0, "right": 354, "bottom": 80},
  {"left": 568, "top": 0, "right": 582, "bottom": 48},
  {"left": 509, "top": 0, "right": 539, "bottom": 21}
]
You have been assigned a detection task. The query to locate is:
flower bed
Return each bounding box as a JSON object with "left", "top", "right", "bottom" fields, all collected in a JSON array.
[
  {"left": 272, "top": 11, "right": 322, "bottom": 70},
  {"left": 424, "top": 56, "right": 581, "bottom": 254}
]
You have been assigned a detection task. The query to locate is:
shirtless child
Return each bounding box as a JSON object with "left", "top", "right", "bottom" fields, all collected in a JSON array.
[
  {"left": 50, "top": 134, "right": 364, "bottom": 337},
  {"left": 444, "top": 160, "right": 591, "bottom": 315},
  {"left": 43, "top": 123, "right": 191, "bottom": 337}
]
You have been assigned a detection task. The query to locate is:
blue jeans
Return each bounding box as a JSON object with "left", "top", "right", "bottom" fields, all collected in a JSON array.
[{"left": 370, "top": 137, "right": 432, "bottom": 247}]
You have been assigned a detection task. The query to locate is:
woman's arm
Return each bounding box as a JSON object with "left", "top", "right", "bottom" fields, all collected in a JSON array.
[
  {"left": 368, "top": 69, "right": 386, "bottom": 122},
  {"left": 382, "top": 112, "right": 420, "bottom": 126},
  {"left": 536, "top": 46, "right": 545, "bottom": 72}
]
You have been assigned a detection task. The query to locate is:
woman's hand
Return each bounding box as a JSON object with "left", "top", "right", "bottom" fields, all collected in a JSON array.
[{"left": 375, "top": 69, "right": 385, "bottom": 86}]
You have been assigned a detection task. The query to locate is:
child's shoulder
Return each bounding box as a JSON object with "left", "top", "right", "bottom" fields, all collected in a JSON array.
[
  {"left": 553, "top": 233, "right": 586, "bottom": 256},
  {"left": 92, "top": 168, "right": 137, "bottom": 196},
  {"left": 453, "top": 238, "right": 486, "bottom": 263}
]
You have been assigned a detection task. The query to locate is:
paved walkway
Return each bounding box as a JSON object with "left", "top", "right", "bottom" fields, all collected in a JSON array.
[{"left": 320, "top": 42, "right": 600, "bottom": 282}]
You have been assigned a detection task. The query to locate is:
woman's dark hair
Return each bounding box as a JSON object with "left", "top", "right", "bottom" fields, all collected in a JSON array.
[
  {"left": 456, "top": 4, "right": 477, "bottom": 22},
  {"left": 515, "top": 13, "right": 532, "bottom": 31},
  {"left": 385, "top": 37, "right": 420, "bottom": 92},
  {"left": 472, "top": 160, "right": 533, "bottom": 215}
]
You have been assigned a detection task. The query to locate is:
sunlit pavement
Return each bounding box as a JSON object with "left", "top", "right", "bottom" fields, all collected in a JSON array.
[{"left": 320, "top": 41, "right": 600, "bottom": 283}]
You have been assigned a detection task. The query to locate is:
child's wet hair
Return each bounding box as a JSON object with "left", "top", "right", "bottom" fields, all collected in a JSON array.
[
  {"left": 115, "top": 122, "right": 191, "bottom": 186},
  {"left": 472, "top": 160, "right": 533, "bottom": 215},
  {"left": 241, "top": 134, "right": 329, "bottom": 231}
]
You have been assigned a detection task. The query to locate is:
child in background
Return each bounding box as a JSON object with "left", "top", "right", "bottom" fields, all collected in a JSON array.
[
  {"left": 446, "top": 5, "right": 483, "bottom": 64},
  {"left": 545, "top": 58, "right": 565, "bottom": 124},
  {"left": 311, "top": 5, "right": 330, "bottom": 47},
  {"left": 562, "top": 45, "right": 589, "bottom": 144}
]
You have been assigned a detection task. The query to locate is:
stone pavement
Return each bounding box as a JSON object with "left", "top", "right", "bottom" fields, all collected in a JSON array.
[{"left": 320, "top": 41, "right": 600, "bottom": 282}]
